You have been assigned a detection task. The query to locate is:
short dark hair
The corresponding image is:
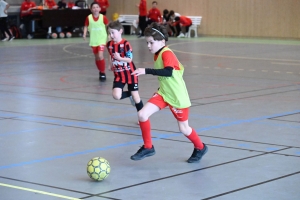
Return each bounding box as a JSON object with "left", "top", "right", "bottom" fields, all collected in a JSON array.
[
  {"left": 90, "top": 2, "right": 99, "bottom": 8},
  {"left": 107, "top": 21, "right": 124, "bottom": 31},
  {"left": 169, "top": 10, "right": 175, "bottom": 16},
  {"left": 144, "top": 22, "right": 168, "bottom": 41},
  {"left": 163, "top": 9, "right": 169, "bottom": 15},
  {"left": 174, "top": 16, "right": 180, "bottom": 21},
  {"left": 152, "top": 1, "right": 157, "bottom": 4}
]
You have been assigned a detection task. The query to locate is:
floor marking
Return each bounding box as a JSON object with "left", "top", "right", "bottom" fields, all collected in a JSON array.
[
  {"left": 203, "top": 66, "right": 210, "bottom": 68},
  {"left": 237, "top": 69, "right": 244, "bottom": 71},
  {"left": 0, "top": 183, "right": 80, "bottom": 200},
  {"left": 286, "top": 72, "right": 293, "bottom": 74},
  {"left": 1, "top": 110, "right": 299, "bottom": 170},
  {"left": 262, "top": 70, "right": 268, "bottom": 72},
  {"left": 226, "top": 68, "right": 232, "bottom": 70},
  {"left": 274, "top": 71, "right": 281, "bottom": 73},
  {"left": 272, "top": 62, "right": 300, "bottom": 66},
  {"left": 249, "top": 69, "right": 256, "bottom": 71}
]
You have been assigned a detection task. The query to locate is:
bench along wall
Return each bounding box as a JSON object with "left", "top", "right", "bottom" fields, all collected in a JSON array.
[{"left": 107, "top": 0, "right": 300, "bottom": 39}]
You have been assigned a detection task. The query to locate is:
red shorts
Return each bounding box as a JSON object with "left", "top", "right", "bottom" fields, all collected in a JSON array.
[
  {"left": 148, "top": 93, "right": 189, "bottom": 121},
  {"left": 91, "top": 45, "right": 105, "bottom": 54}
]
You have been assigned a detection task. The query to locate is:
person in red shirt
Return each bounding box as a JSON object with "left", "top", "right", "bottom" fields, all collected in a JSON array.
[
  {"left": 136, "top": 0, "right": 147, "bottom": 38},
  {"left": 174, "top": 16, "right": 192, "bottom": 38},
  {"left": 20, "top": 0, "right": 36, "bottom": 38},
  {"left": 67, "top": 0, "right": 75, "bottom": 8},
  {"left": 146, "top": 1, "right": 161, "bottom": 26},
  {"left": 45, "top": 0, "right": 58, "bottom": 9},
  {"left": 94, "top": 0, "right": 109, "bottom": 15}
]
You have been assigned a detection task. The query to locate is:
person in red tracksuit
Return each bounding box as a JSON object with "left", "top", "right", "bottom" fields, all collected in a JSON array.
[
  {"left": 146, "top": 1, "right": 161, "bottom": 26},
  {"left": 136, "top": 0, "right": 147, "bottom": 38},
  {"left": 174, "top": 15, "right": 192, "bottom": 38}
]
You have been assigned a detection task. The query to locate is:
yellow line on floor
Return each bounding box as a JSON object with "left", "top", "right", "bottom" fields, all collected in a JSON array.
[{"left": 0, "top": 183, "right": 80, "bottom": 200}]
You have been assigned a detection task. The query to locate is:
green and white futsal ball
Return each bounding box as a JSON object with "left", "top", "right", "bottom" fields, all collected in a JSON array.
[{"left": 87, "top": 157, "right": 111, "bottom": 181}]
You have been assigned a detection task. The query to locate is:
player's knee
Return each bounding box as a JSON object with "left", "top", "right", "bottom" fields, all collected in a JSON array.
[
  {"left": 137, "top": 110, "right": 148, "bottom": 122},
  {"left": 112, "top": 93, "right": 121, "bottom": 100}
]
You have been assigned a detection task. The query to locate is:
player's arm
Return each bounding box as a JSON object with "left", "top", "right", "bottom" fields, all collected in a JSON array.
[
  {"left": 83, "top": 17, "right": 89, "bottom": 40},
  {"left": 113, "top": 43, "right": 133, "bottom": 63},
  {"left": 145, "top": 67, "right": 173, "bottom": 76}
]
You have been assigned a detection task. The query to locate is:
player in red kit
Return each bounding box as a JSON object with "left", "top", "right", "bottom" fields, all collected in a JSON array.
[
  {"left": 136, "top": 0, "right": 147, "bottom": 38},
  {"left": 83, "top": 2, "right": 109, "bottom": 81}
]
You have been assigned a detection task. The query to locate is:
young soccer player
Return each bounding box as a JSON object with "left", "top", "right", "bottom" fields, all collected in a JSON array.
[
  {"left": 106, "top": 21, "right": 143, "bottom": 112},
  {"left": 83, "top": 2, "right": 108, "bottom": 81},
  {"left": 130, "top": 22, "right": 208, "bottom": 163}
]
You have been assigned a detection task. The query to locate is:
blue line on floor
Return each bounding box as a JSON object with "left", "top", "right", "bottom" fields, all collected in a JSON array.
[{"left": 0, "top": 110, "right": 299, "bottom": 170}]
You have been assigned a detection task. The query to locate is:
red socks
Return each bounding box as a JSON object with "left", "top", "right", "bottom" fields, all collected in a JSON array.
[
  {"left": 95, "top": 59, "right": 105, "bottom": 73},
  {"left": 186, "top": 129, "right": 204, "bottom": 150},
  {"left": 139, "top": 119, "right": 152, "bottom": 149}
]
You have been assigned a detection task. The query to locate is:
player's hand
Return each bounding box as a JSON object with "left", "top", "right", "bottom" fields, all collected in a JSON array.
[
  {"left": 131, "top": 68, "right": 145, "bottom": 76},
  {"left": 113, "top": 52, "right": 121, "bottom": 60}
]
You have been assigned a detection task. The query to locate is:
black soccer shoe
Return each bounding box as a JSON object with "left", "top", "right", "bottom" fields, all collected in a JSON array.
[
  {"left": 130, "top": 145, "right": 155, "bottom": 160},
  {"left": 99, "top": 72, "right": 106, "bottom": 82},
  {"left": 187, "top": 143, "right": 208, "bottom": 163}
]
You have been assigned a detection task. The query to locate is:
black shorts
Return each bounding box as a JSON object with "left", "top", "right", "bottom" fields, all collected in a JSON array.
[{"left": 113, "top": 81, "right": 139, "bottom": 91}]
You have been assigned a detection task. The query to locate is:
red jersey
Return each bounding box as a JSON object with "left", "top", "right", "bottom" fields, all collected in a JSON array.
[
  {"left": 175, "top": 16, "right": 192, "bottom": 27},
  {"left": 106, "top": 39, "right": 138, "bottom": 84},
  {"left": 94, "top": 0, "right": 109, "bottom": 12},
  {"left": 154, "top": 48, "right": 180, "bottom": 70},
  {"left": 148, "top": 8, "right": 162, "bottom": 22},
  {"left": 67, "top": 2, "right": 75, "bottom": 8},
  {"left": 45, "top": 0, "right": 57, "bottom": 9},
  {"left": 20, "top": 1, "right": 37, "bottom": 17},
  {"left": 138, "top": 0, "right": 147, "bottom": 16},
  {"left": 84, "top": 14, "right": 109, "bottom": 26}
]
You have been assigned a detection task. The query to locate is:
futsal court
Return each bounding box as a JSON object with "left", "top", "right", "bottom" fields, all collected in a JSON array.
[{"left": 0, "top": 36, "right": 299, "bottom": 200}]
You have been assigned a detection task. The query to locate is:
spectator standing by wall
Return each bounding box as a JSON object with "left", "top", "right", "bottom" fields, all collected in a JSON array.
[
  {"left": 136, "top": 0, "right": 147, "bottom": 38},
  {"left": 146, "top": 1, "right": 161, "bottom": 26},
  {"left": 0, "top": 0, "right": 14, "bottom": 41},
  {"left": 20, "top": 0, "right": 37, "bottom": 39}
]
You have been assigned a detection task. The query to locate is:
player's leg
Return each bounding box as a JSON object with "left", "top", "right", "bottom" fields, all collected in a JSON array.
[
  {"left": 171, "top": 107, "right": 207, "bottom": 163},
  {"left": 93, "top": 46, "right": 106, "bottom": 81},
  {"left": 131, "top": 101, "right": 160, "bottom": 160}
]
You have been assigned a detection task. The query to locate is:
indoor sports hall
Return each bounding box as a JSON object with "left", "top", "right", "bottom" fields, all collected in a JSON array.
[{"left": 1, "top": 0, "right": 300, "bottom": 200}]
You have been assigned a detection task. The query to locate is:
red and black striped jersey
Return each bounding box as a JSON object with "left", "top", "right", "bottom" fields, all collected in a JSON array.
[{"left": 106, "top": 39, "right": 138, "bottom": 84}]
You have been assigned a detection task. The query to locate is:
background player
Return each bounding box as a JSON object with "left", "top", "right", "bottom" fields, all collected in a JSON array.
[
  {"left": 130, "top": 22, "right": 208, "bottom": 163},
  {"left": 83, "top": 2, "right": 108, "bottom": 81}
]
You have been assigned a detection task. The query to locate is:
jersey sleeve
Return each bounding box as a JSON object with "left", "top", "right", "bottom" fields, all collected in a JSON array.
[
  {"left": 161, "top": 50, "right": 180, "bottom": 70},
  {"left": 125, "top": 41, "right": 133, "bottom": 59},
  {"left": 84, "top": 16, "right": 89, "bottom": 26},
  {"left": 103, "top": 15, "right": 109, "bottom": 25}
]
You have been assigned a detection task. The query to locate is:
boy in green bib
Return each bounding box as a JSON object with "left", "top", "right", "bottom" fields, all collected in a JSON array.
[
  {"left": 131, "top": 22, "right": 208, "bottom": 163},
  {"left": 83, "top": 2, "right": 108, "bottom": 81}
]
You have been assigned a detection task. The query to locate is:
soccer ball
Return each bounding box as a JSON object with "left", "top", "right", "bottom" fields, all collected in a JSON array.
[
  {"left": 87, "top": 157, "right": 110, "bottom": 181},
  {"left": 59, "top": 32, "right": 65, "bottom": 38},
  {"left": 51, "top": 33, "right": 57, "bottom": 39},
  {"left": 66, "top": 32, "right": 72, "bottom": 38}
]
